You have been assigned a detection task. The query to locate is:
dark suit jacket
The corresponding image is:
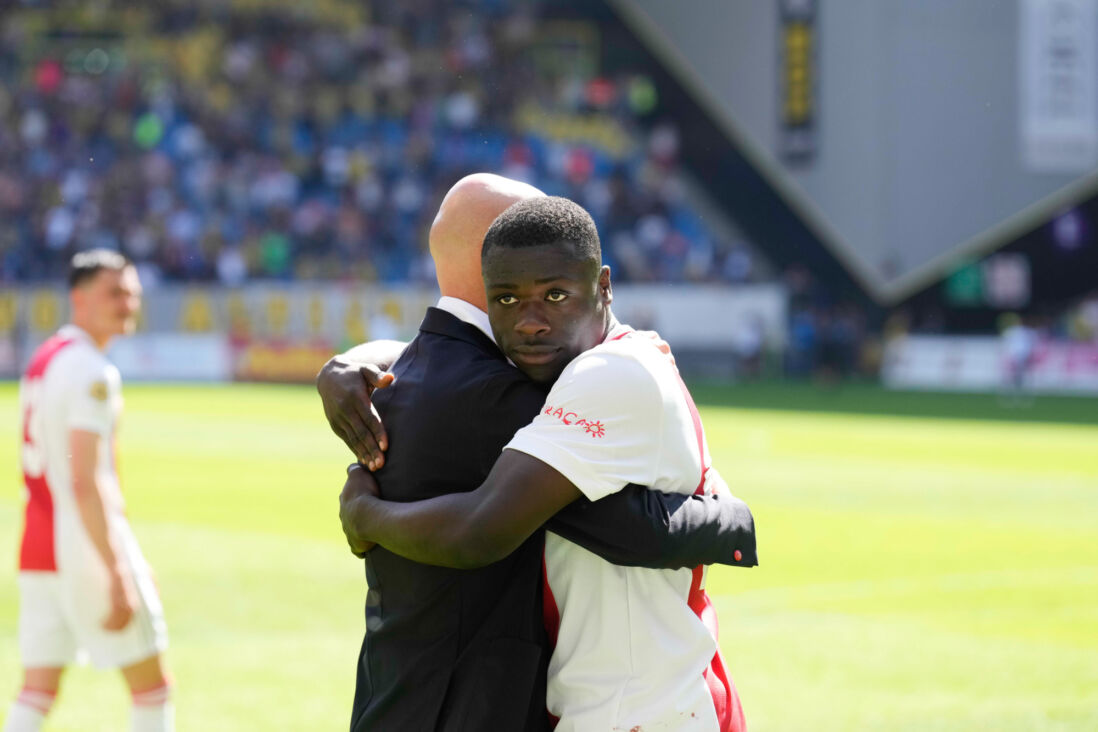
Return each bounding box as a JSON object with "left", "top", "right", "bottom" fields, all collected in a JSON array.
[{"left": 350, "top": 307, "right": 756, "bottom": 732}]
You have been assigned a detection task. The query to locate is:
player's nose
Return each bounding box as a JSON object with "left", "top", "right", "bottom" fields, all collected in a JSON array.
[{"left": 514, "top": 304, "right": 550, "bottom": 336}]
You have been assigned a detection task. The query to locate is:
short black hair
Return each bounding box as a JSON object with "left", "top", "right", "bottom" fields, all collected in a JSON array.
[
  {"left": 482, "top": 196, "right": 601, "bottom": 266},
  {"left": 68, "top": 249, "right": 131, "bottom": 289}
]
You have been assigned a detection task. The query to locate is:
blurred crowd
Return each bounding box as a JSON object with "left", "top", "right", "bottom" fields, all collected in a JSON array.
[
  {"left": 1054, "top": 291, "right": 1098, "bottom": 343},
  {"left": 781, "top": 264, "right": 874, "bottom": 381},
  {"left": 0, "top": 0, "right": 754, "bottom": 287}
]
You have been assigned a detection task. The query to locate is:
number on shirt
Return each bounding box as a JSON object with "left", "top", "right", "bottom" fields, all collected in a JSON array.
[{"left": 21, "top": 378, "right": 46, "bottom": 482}]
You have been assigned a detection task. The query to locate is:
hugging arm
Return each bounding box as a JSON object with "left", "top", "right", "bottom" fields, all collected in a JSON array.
[
  {"left": 341, "top": 448, "right": 582, "bottom": 568},
  {"left": 333, "top": 342, "right": 757, "bottom": 570},
  {"left": 340, "top": 451, "right": 757, "bottom": 570},
  {"left": 545, "top": 476, "right": 757, "bottom": 570},
  {"left": 315, "top": 339, "right": 406, "bottom": 468}
]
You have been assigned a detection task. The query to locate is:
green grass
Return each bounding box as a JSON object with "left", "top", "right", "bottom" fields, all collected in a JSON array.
[
  {"left": 689, "top": 379, "right": 1098, "bottom": 425},
  {"left": 1, "top": 382, "right": 1096, "bottom": 730}
]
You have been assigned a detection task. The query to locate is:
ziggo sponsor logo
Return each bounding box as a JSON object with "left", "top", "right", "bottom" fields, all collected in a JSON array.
[{"left": 541, "top": 405, "right": 606, "bottom": 438}]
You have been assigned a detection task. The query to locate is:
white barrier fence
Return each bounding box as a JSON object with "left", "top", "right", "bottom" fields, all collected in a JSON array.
[
  {"left": 882, "top": 335, "right": 1098, "bottom": 395},
  {"left": 1, "top": 284, "right": 787, "bottom": 382},
  {"left": 107, "top": 334, "right": 234, "bottom": 382}
]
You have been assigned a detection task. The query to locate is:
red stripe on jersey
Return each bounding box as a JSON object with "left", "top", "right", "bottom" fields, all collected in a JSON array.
[
  {"left": 25, "top": 335, "right": 75, "bottom": 378},
  {"left": 541, "top": 554, "right": 561, "bottom": 648},
  {"left": 20, "top": 474, "right": 57, "bottom": 571},
  {"left": 19, "top": 335, "right": 75, "bottom": 572},
  {"left": 541, "top": 553, "right": 562, "bottom": 728},
  {"left": 675, "top": 374, "right": 746, "bottom": 732}
]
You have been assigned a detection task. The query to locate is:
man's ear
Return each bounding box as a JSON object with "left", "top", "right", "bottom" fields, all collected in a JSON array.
[{"left": 599, "top": 265, "right": 612, "bottom": 305}]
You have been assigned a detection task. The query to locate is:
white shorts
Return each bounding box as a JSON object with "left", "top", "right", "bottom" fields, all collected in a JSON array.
[{"left": 17, "top": 522, "right": 168, "bottom": 670}]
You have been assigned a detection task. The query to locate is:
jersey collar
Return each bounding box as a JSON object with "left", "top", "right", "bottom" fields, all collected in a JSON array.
[
  {"left": 602, "top": 314, "right": 632, "bottom": 343},
  {"left": 57, "top": 323, "right": 98, "bottom": 349},
  {"left": 435, "top": 296, "right": 496, "bottom": 345}
]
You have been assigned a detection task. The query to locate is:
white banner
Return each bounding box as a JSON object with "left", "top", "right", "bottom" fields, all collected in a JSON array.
[
  {"left": 610, "top": 284, "right": 787, "bottom": 349},
  {"left": 106, "top": 334, "right": 233, "bottom": 381},
  {"left": 1020, "top": 0, "right": 1098, "bottom": 172},
  {"left": 883, "top": 334, "right": 1098, "bottom": 394}
]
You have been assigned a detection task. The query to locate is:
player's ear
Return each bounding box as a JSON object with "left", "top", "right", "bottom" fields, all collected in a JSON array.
[{"left": 598, "top": 265, "right": 612, "bottom": 305}]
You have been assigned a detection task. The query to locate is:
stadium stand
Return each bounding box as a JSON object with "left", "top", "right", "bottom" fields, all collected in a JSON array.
[
  {"left": 5, "top": 1, "right": 1093, "bottom": 388},
  {"left": 0, "top": 0, "right": 757, "bottom": 288}
]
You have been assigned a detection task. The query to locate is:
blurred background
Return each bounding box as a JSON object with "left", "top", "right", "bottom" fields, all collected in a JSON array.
[
  {"left": 1, "top": 0, "right": 1095, "bottom": 389},
  {"left": 0, "top": 1, "right": 1096, "bottom": 730}
]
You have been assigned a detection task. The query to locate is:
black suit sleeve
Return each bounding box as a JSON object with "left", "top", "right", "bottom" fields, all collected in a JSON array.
[{"left": 545, "top": 486, "right": 757, "bottom": 570}]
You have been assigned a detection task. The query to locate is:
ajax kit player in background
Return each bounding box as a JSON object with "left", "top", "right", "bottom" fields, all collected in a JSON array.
[{"left": 6, "top": 250, "right": 173, "bottom": 732}]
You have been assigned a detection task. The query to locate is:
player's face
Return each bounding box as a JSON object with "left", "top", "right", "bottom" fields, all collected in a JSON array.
[
  {"left": 77, "top": 266, "right": 143, "bottom": 342},
  {"left": 484, "top": 241, "right": 612, "bottom": 384}
]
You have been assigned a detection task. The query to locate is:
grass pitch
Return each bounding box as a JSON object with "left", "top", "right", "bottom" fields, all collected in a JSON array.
[{"left": 1, "top": 382, "right": 1096, "bottom": 731}]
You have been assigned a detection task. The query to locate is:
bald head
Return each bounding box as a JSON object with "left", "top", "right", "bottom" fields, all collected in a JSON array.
[{"left": 429, "top": 173, "right": 544, "bottom": 310}]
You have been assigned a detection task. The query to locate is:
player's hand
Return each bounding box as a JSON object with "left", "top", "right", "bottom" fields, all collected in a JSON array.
[
  {"left": 636, "top": 330, "right": 676, "bottom": 366},
  {"left": 103, "top": 566, "right": 137, "bottom": 631},
  {"left": 340, "top": 464, "right": 381, "bottom": 558},
  {"left": 317, "top": 356, "right": 395, "bottom": 470}
]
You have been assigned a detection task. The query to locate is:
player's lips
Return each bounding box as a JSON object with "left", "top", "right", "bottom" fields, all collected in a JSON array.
[{"left": 510, "top": 345, "right": 561, "bottom": 365}]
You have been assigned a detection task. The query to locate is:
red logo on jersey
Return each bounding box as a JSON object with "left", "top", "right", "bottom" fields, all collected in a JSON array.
[
  {"left": 583, "top": 420, "right": 606, "bottom": 438},
  {"left": 542, "top": 405, "right": 606, "bottom": 438}
]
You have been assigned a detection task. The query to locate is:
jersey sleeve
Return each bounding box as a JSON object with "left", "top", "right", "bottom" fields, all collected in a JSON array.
[
  {"left": 66, "top": 359, "right": 118, "bottom": 435},
  {"left": 504, "top": 349, "right": 662, "bottom": 502}
]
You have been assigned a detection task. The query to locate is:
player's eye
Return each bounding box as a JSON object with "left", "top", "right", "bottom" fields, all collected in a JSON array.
[
  {"left": 546, "top": 291, "right": 568, "bottom": 303},
  {"left": 496, "top": 294, "right": 518, "bottom": 305}
]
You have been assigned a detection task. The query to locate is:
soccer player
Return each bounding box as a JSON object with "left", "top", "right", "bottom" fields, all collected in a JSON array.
[
  {"left": 317, "top": 175, "right": 755, "bottom": 730},
  {"left": 340, "top": 196, "right": 748, "bottom": 731},
  {"left": 6, "top": 250, "right": 172, "bottom": 732}
]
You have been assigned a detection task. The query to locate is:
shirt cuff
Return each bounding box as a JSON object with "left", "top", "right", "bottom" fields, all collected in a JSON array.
[{"left": 68, "top": 417, "right": 110, "bottom": 435}]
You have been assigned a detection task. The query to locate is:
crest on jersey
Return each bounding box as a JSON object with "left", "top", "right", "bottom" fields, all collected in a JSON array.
[
  {"left": 582, "top": 420, "right": 605, "bottom": 438},
  {"left": 89, "top": 380, "right": 108, "bottom": 401}
]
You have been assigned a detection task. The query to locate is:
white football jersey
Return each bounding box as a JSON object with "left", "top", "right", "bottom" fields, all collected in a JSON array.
[
  {"left": 506, "top": 322, "right": 741, "bottom": 731},
  {"left": 19, "top": 324, "right": 125, "bottom": 571}
]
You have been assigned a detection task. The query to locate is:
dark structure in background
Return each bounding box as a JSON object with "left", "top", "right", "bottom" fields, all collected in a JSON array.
[
  {"left": 550, "top": 0, "right": 870, "bottom": 307},
  {"left": 561, "top": 0, "right": 1098, "bottom": 335}
]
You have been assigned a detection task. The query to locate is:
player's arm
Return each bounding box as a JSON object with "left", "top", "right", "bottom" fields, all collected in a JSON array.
[
  {"left": 545, "top": 472, "right": 757, "bottom": 570},
  {"left": 530, "top": 349, "right": 756, "bottom": 569},
  {"left": 339, "top": 463, "right": 757, "bottom": 569},
  {"left": 343, "top": 350, "right": 733, "bottom": 569},
  {"left": 315, "top": 339, "right": 407, "bottom": 468},
  {"left": 341, "top": 449, "right": 583, "bottom": 568},
  {"left": 70, "top": 429, "right": 136, "bottom": 631}
]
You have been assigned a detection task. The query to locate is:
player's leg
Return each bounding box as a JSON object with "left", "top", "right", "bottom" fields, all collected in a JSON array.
[
  {"left": 121, "top": 654, "right": 174, "bottom": 732},
  {"left": 7, "top": 574, "right": 75, "bottom": 732},
  {"left": 73, "top": 574, "right": 172, "bottom": 731},
  {"left": 3, "top": 667, "right": 63, "bottom": 732},
  {"left": 62, "top": 525, "right": 172, "bottom": 731}
]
